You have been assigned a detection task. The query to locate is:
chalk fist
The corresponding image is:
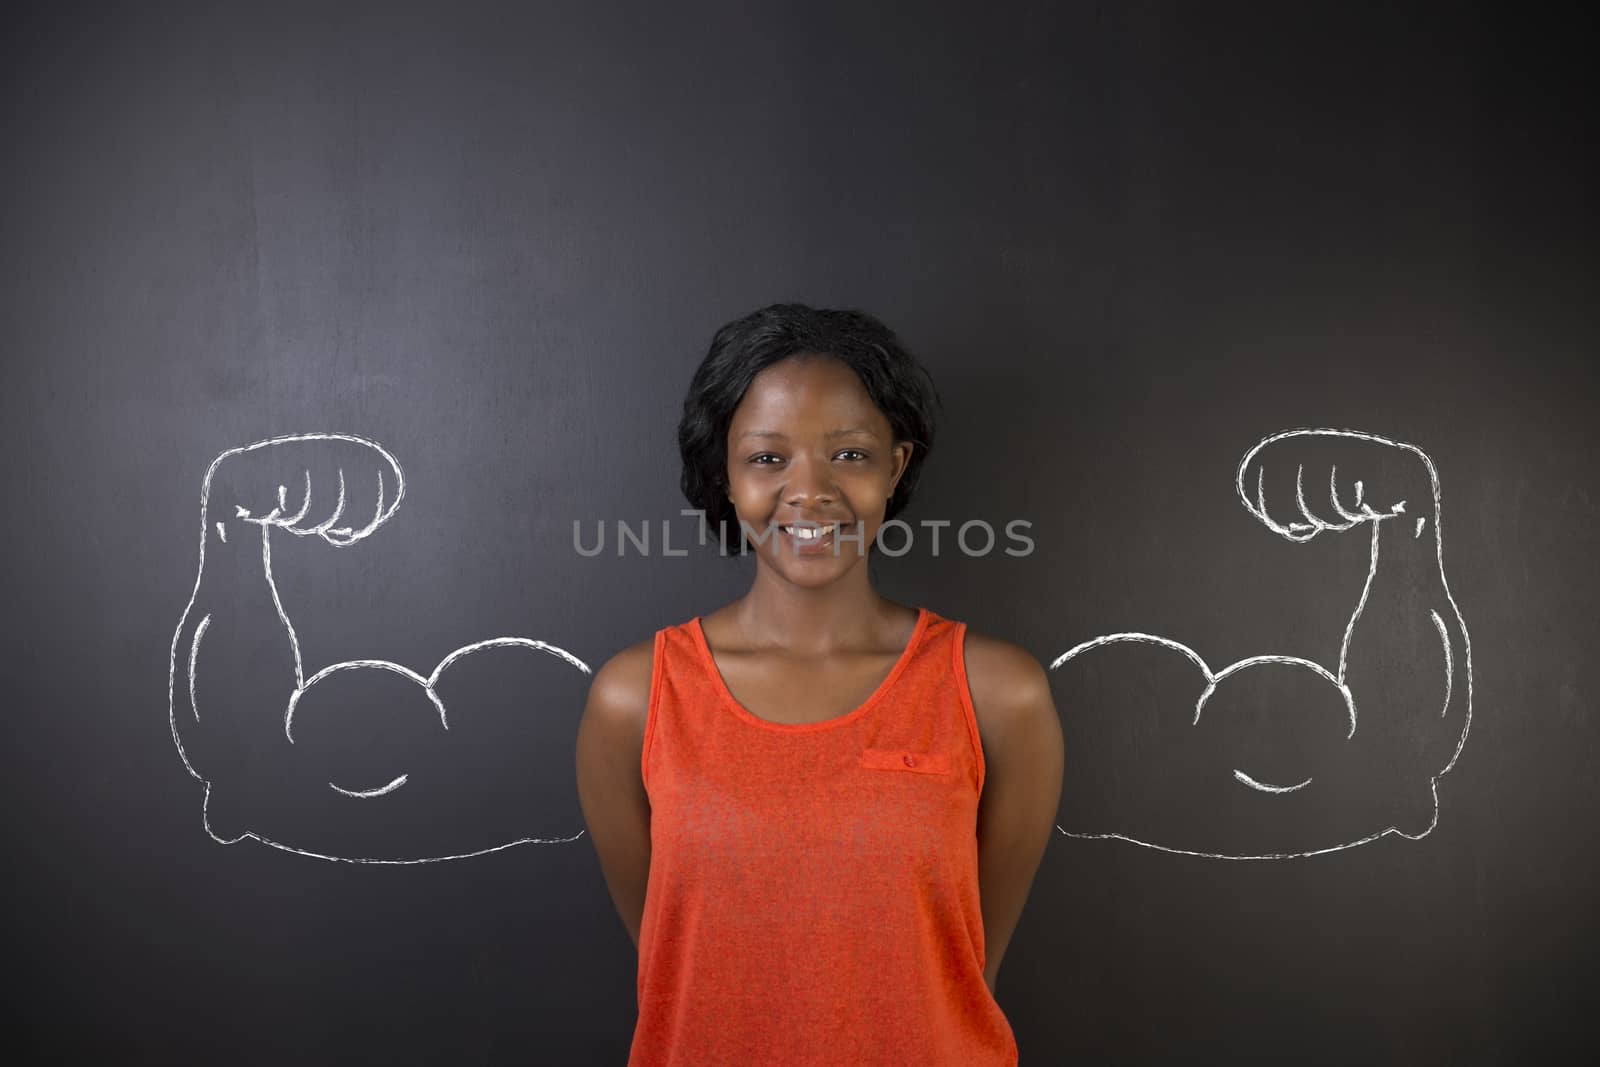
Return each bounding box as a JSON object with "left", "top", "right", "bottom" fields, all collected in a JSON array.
[
  {"left": 1235, "top": 429, "right": 1436, "bottom": 543},
  {"left": 204, "top": 433, "right": 404, "bottom": 547}
]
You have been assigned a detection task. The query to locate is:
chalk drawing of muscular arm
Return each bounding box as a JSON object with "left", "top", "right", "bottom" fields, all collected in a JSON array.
[
  {"left": 168, "top": 433, "right": 590, "bottom": 863},
  {"left": 1050, "top": 429, "right": 1473, "bottom": 858}
]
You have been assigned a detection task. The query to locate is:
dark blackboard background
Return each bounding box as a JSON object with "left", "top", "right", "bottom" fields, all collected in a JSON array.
[{"left": 5, "top": 2, "right": 1596, "bottom": 1063}]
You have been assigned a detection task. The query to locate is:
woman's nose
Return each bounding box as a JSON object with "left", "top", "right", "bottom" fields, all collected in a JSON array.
[{"left": 784, "top": 453, "right": 837, "bottom": 505}]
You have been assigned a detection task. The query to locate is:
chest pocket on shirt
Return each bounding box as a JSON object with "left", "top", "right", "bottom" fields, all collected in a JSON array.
[{"left": 860, "top": 747, "right": 952, "bottom": 775}]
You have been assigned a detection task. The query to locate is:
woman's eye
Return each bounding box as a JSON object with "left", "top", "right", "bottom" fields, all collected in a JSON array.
[{"left": 749, "top": 451, "right": 867, "bottom": 465}]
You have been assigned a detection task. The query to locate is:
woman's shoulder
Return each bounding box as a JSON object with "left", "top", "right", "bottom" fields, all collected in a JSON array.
[
  {"left": 952, "top": 623, "right": 1054, "bottom": 733},
  {"left": 583, "top": 633, "right": 659, "bottom": 735},
  {"left": 588, "top": 611, "right": 700, "bottom": 698}
]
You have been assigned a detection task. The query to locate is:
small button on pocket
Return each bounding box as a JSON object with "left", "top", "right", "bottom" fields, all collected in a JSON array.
[{"left": 861, "top": 748, "right": 952, "bottom": 775}]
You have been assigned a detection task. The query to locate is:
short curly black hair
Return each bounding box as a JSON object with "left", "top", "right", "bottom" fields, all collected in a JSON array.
[{"left": 678, "top": 302, "right": 942, "bottom": 557}]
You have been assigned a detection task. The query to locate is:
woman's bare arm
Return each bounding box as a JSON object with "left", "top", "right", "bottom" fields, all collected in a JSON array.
[
  {"left": 964, "top": 631, "right": 1064, "bottom": 995},
  {"left": 575, "top": 639, "right": 656, "bottom": 949}
]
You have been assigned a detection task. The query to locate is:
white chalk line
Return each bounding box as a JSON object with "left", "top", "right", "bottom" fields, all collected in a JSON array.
[
  {"left": 1336, "top": 520, "right": 1379, "bottom": 687},
  {"left": 282, "top": 639, "right": 590, "bottom": 744},
  {"left": 1049, "top": 635, "right": 1357, "bottom": 738},
  {"left": 1233, "top": 770, "right": 1312, "bottom": 793},
  {"left": 260, "top": 516, "right": 305, "bottom": 691},
  {"left": 169, "top": 432, "right": 593, "bottom": 863},
  {"left": 1431, "top": 609, "right": 1452, "bottom": 718},
  {"left": 188, "top": 613, "right": 209, "bottom": 722},
  {"left": 1244, "top": 427, "right": 1472, "bottom": 832},
  {"left": 199, "top": 781, "right": 587, "bottom": 863},
  {"left": 1063, "top": 765, "right": 1448, "bottom": 860},
  {"left": 330, "top": 774, "right": 408, "bottom": 799},
  {"left": 238, "top": 466, "right": 387, "bottom": 544},
  {"left": 169, "top": 433, "right": 405, "bottom": 782},
  {"left": 1049, "top": 427, "right": 1473, "bottom": 859},
  {"left": 1056, "top": 790, "right": 1442, "bottom": 860}
]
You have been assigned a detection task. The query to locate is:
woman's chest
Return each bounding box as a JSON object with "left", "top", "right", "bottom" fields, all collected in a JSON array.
[
  {"left": 648, "top": 739, "right": 979, "bottom": 889},
  {"left": 711, "top": 650, "right": 906, "bottom": 725}
]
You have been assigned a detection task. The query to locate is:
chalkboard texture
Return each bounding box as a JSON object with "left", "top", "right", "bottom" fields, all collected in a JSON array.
[{"left": 5, "top": 2, "right": 1596, "bottom": 1063}]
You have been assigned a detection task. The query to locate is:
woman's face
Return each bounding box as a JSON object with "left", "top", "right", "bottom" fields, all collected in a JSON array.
[{"left": 724, "top": 353, "right": 912, "bottom": 583}]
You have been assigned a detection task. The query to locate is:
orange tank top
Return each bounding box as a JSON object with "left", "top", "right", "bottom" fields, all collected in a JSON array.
[{"left": 630, "top": 605, "right": 1019, "bottom": 1066}]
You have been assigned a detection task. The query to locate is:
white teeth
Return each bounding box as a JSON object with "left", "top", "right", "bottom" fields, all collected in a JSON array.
[{"left": 782, "top": 524, "right": 836, "bottom": 540}]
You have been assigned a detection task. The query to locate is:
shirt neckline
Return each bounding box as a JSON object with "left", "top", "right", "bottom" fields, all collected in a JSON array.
[{"left": 689, "top": 606, "right": 932, "bottom": 733}]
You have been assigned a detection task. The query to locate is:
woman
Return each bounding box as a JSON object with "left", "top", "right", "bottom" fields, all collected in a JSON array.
[{"left": 575, "top": 303, "right": 1063, "bottom": 1065}]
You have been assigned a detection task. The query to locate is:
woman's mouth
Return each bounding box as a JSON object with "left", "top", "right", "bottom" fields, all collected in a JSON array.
[{"left": 777, "top": 522, "right": 840, "bottom": 554}]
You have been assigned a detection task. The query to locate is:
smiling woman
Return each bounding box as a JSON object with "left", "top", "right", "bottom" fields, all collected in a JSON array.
[{"left": 575, "top": 303, "right": 1064, "bottom": 1067}]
